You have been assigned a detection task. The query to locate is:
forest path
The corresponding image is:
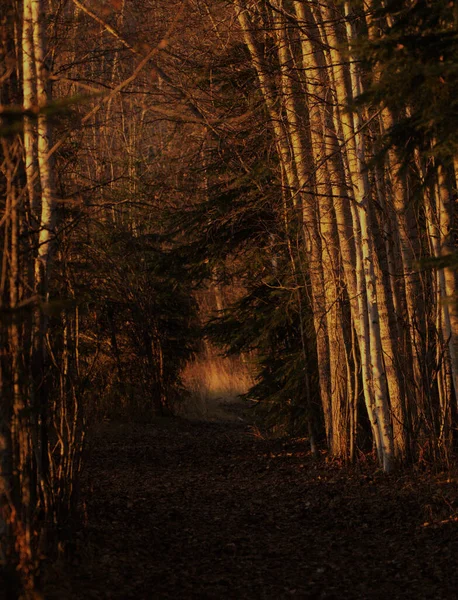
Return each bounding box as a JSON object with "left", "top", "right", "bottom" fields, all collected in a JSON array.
[{"left": 47, "top": 404, "right": 458, "bottom": 599}]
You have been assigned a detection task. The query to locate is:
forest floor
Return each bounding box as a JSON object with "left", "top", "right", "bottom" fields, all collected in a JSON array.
[{"left": 44, "top": 399, "right": 458, "bottom": 599}]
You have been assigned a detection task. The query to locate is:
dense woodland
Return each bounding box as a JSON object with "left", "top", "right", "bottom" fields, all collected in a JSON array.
[{"left": 1, "top": 0, "right": 458, "bottom": 595}]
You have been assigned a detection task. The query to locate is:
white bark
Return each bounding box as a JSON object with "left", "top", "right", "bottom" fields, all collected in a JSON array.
[
  {"left": 437, "top": 165, "right": 458, "bottom": 401},
  {"left": 235, "top": 0, "right": 333, "bottom": 439},
  {"left": 315, "top": 0, "right": 384, "bottom": 464},
  {"left": 22, "top": 0, "right": 38, "bottom": 219},
  {"left": 424, "top": 179, "right": 453, "bottom": 442},
  {"left": 32, "top": 0, "right": 56, "bottom": 293},
  {"left": 342, "top": 1, "right": 393, "bottom": 471},
  {"left": 291, "top": 0, "right": 350, "bottom": 455}
]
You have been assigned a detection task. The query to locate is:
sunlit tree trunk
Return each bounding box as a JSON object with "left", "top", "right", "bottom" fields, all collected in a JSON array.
[
  {"left": 343, "top": 1, "right": 394, "bottom": 470},
  {"left": 32, "top": 0, "right": 56, "bottom": 292},
  {"left": 31, "top": 0, "right": 55, "bottom": 518},
  {"left": 366, "top": 0, "right": 426, "bottom": 442},
  {"left": 437, "top": 164, "right": 458, "bottom": 401},
  {"left": 368, "top": 195, "right": 409, "bottom": 457},
  {"left": 311, "top": 0, "right": 381, "bottom": 464},
  {"left": 424, "top": 178, "right": 453, "bottom": 448},
  {"left": 22, "top": 0, "right": 38, "bottom": 220},
  {"left": 235, "top": 0, "right": 332, "bottom": 443},
  {"left": 288, "top": 0, "right": 350, "bottom": 455},
  {"left": 307, "top": 0, "right": 395, "bottom": 470}
]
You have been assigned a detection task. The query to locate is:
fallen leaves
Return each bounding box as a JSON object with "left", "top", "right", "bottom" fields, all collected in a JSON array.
[{"left": 45, "top": 414, "right": 458, "bottom": 599}]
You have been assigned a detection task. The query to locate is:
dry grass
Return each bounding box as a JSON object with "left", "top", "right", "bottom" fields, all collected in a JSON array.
[{"left": 179, "top": 348, "right": 255, "bottom": 420}]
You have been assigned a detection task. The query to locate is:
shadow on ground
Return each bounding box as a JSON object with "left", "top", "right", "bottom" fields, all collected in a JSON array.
[{"left": 45, "top": 402, "right": 458, "bottom": 599}]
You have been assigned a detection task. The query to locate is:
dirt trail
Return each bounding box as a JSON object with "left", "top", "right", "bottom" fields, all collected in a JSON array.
[{"left": 46, "top": 404, "right": 458, "bottom": 599}]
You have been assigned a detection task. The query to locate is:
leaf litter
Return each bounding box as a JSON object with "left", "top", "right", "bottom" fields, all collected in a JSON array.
[{"left": 45, "top": 406, "right": 458, "bottom": 599}]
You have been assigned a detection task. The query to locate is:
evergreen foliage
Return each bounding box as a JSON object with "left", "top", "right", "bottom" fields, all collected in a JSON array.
[
  {"left": 357, "top": 0, "right": 458, "bottom": 160},
  {"left": 207, "top": 273, "right": 318, "bottom": 435},
  {"left": 353, "top": 0, "right": 458, "bottom": 298},
  {"left": 169, "top": 37, "right": 319, "bottom": 436},
  {"left": 70, "top": 218, "right": 199, "bottom": 418}
]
